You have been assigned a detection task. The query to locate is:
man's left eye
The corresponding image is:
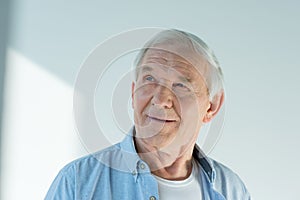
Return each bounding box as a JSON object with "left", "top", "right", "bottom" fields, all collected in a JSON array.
[
  {"left": 173, "top": 82, "right": 187, "bottom": 88},
  {"left": 173, "top": 82, "right": 191, "bottom": 92}
]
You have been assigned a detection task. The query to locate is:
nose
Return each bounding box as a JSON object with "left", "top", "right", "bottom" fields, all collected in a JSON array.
[{"left": 151, "top": 84, "right": 174, "bottom": 108}]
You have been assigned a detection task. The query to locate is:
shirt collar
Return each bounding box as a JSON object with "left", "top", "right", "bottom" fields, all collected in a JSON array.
[
  {"left": 193, "top": 144, "right": 216, "bottom": 183},
  {"left": 119, "top": 127, "right": 141, "bottom": 173},
  {"left": 120, "top": 127, "right": 216, "bottom": 183}
]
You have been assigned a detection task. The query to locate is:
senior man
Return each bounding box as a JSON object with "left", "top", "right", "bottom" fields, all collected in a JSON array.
[{"left": 46, "top": 29, "right": 250, "bottom": 200}]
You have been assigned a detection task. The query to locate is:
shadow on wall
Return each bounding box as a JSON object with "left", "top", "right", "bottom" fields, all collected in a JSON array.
[{"left": 0, "top": 0, "right": 10, "bottom": 197}]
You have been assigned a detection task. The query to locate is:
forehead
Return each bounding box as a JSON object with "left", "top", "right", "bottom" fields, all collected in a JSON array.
[{"left": 138, "top": 49, "right": 205, "bottom": 81}]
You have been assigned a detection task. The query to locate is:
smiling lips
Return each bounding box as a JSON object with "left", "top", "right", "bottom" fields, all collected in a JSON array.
[{"left": 147, "top": 115, "right": 178, "bottom": 123}]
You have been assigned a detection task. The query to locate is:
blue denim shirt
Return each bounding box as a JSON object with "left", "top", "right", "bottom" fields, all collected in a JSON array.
[{"left": 45, "top": 130, "right": 250, "bottom": 200}]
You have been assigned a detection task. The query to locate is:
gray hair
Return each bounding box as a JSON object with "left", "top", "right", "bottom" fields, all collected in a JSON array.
[{"left": 134, "top": 29, "right": 224, "bottom": 100}]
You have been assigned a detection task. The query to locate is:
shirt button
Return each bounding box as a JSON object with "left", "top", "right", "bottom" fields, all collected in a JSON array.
[
  {"left": 149, "top": 196, "right": 156, "bottom": 200},
  {"left": 140, "top": 163, "right": 146, "bottom": 169}
]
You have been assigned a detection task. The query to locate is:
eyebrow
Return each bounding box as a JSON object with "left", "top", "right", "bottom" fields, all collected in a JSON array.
[
  {"left": 139, "top": 65, "right": 192, "bottom": 84},
  {"left": 171, "top": 65, "right": 193, "bottom": 83},
  {"left": 139, "top": 65, "right": 153, "bottom": 73},
  {"left": 177, "top": 75, "right": 191, "bottom": 83}
]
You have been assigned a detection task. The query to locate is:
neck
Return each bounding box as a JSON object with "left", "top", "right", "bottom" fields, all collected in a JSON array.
[
  {"left": 152, "top": 156, "right": 193, "bottom": 180},
  {"left": 134, "top": 137, "right": 195, "bottom": 180}
]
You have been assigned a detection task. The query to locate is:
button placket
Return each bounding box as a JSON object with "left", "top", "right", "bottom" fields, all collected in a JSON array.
[
  {"left": 132, "top": 170, "right": 137, "bottom": 176},
  {"left": 149, "top": 196, "right": 156, "bottom": 200},
  {"left": 140, "top": 163, "right": 146, "bottom": 170}
]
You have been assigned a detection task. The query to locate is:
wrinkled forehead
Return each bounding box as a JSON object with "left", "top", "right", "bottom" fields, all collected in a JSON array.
[{"left": 138, "top": 45, "right": 211, "bottom": 83}]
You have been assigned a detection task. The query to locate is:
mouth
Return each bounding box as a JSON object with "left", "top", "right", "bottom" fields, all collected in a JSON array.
[{"left": 147, "top": 115, "right": 177, "bottom": 123}]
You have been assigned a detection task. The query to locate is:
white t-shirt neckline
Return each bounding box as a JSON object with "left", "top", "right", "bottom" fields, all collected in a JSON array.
[{"left": 153, "top": 159, "right": 202, "bottom": 200}]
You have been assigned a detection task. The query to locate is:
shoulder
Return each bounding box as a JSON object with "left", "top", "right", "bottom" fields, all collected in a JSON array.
[
  {"left": 45, "top": 143, "right": 124, "bottom": 199},
  {"left": 207, "top": 158, "right": 251, "bottom": 199},
  {"left": 59, "top": 143, "right": 123, "bottom": 175}
]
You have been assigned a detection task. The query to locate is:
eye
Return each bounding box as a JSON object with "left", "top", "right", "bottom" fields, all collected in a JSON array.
[
  {"left": 173, "top": 82, "right": 187, "bottom": 88},
  {"left": 173, "top": 82, "right": 191, "bottom": 92},
  {"left": 173, "top": 83, "right": 185, "bottom": 88},
  {"left": 144, "top": 75, "right": 155, "bottom": 82}
]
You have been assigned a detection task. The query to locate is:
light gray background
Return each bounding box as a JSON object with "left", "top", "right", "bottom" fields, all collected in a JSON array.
[{"left": 1, "top": 0, "right": 300, "bottom": 199}]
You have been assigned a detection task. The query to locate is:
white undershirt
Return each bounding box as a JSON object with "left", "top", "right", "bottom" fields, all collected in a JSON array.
[{"left": 153, "top": 159, "right": 202, "bottom": 200}]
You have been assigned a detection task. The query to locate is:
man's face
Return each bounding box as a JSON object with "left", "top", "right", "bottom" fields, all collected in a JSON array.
[{"left": 132, "top": 48, "right": 211, "bottom": 154}]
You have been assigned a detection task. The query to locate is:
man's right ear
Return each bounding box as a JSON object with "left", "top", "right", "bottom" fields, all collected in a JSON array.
[{"left": 131, "top": 82, "right": 135, "bottom": 109}]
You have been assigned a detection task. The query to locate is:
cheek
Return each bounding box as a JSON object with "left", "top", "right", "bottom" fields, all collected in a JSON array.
[
  {"left": 179, "top": 96, "right": 209, "bottom": 119},
  {"left": 133, "top": 85, "right": 155, "bottom": 112}
]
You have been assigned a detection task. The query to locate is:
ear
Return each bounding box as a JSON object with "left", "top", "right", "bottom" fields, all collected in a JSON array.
[
  {"left": 131, "top": 82, "right": 135, "bottom": 109},
  {"left": 203, "top": 90, "right": 225, "bottom": 123}
]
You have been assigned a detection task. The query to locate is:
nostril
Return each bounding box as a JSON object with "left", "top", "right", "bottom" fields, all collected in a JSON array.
[{"left": 151, "top": 94, "right": 173, "bottom": 108}]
